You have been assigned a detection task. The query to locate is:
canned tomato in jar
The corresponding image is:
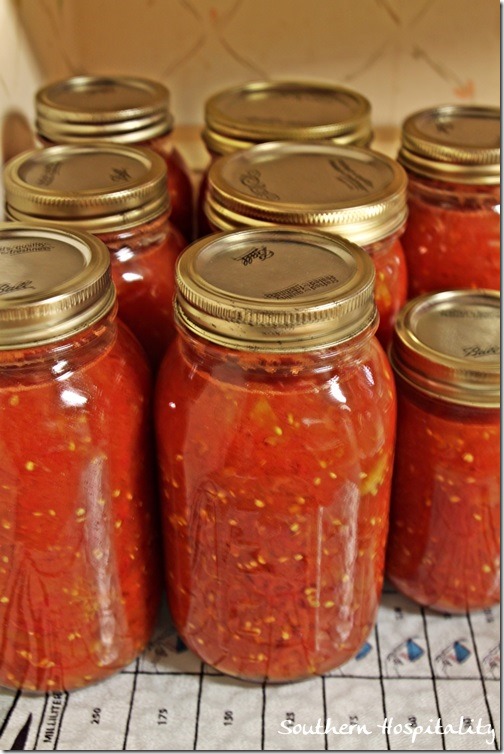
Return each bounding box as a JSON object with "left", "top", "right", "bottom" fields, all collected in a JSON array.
[
  {"left": 398, "top": 105, "right": 500, "bottom": 296},
  {"left": 387, "top": 289, "right": 500, "bottom": 613},
  {"left": 155, "top": 227, "right": 397, "bottom": 682},
  {"left": 3, "top": 143, "right": 186, "bottom": 369},
  {"left": 0, "top": 223, "right": 161, "bottom": 692},
  {"left": 197, "top": 79, "right": 373, "bottom": 235},
  {"left": 35, "top": 75, "right": 194, "bottom": 240},
  {"left": 204, "top": 141, "right": 408, "bottom": 349}
]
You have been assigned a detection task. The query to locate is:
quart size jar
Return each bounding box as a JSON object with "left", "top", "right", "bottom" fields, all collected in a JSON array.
[
  {"left": 197, "top": 80, "right": 373, "bottom": 235},
  {"left": 155, "top": 227, "right": 397, "bottom": 682},
  {"left": 387, "top": 289, "right": 500, "bottom": 613},
  {"left": 204, "top": 141, "right": 408, "bottom": 349},
  {"left": 0, "top": 223, "right": 161, "bottom": 692},
  {"left": 397, "top": 105, "right": 500, "bottom": 296},
  {"left": 3, "top": 143, "right": 186, "bottom": 369},
  {"left": 35, "top": 75, "right": 194, "bottom": 240}
]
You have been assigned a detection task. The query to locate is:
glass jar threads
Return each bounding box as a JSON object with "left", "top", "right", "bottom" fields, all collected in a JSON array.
[
  {"left": 155, "top": 227, "right": 397, "bottom": 682},
  {"left": 398, "top": 105, "right": 500, "bottom": 296},
  {"left": 0, "top": 223, "right": 161, "bottom": 692},
  {"left": 203, "top": 141, "right": 408, "bottom": 348},
  {"left": 35, "top": 75, "right": 194, "bottom": 240},
  {"left": 387, "top": 289, "right": 500, "bottom": 613},
  {"left": 3, "top": 143, "right": 186, "bottom": 369}
]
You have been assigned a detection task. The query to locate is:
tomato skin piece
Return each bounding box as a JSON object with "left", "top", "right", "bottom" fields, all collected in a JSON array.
[
  {"left": 155, "top": 325, "right": 396, "bottom": 682},
  {"left": 401, "top": 175, "right": 500, "bottom": 298},
  {"left": 386, "top": 377, "right": 500, "bottom": 613},
  {"left": 0, "top": 311, "right": 162, "bottom": 693}
]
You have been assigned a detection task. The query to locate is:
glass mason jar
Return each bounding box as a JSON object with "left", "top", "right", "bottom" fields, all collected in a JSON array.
[
  {"left": 155, "top": 227, "right": 397, "bottom": 682},
  {"left": 387, "top": 289, "right": 500, "bottom": 613},
  {"left": 203, "top": 141, "right": 408, "bottom": 349},
  {"left": 35, "top": 75, "right": 194, "bottom": 241},
  {"left": 3, "top": 143, "right": 186, "bottom": 370},
  {"left": 397, "top": 105, "right": 500, "bottom": 297},
  {"left": 0, "top": 223, "right": 161, "bottom": 692},
  {"left": 197, "top": 79, "right": 373, "bottom": 236}
]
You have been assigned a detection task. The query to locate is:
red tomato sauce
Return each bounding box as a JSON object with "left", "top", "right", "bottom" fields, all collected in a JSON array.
[
  {"left": 0, "top": 318, "right": 162, "bottom": 692},
  {"left": 386, "top": 382, "right": 500, "bottom": 613},
  {"left": 146, "top": 138, "right": 195, "bottom": 242},
  {"left": 156, "top": 332, "right": 396, "bottom": 682},
  {"left": 402, "top": 178, "right": 500, "bottom": 297},
  {"left": 366, "top": 235, "right": 408, "bottom": 350},
  {"left": 99, "top": 213, "right": 186, "bottom": 370}
]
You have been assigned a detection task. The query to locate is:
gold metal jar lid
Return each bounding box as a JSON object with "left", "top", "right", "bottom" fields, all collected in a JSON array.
[
  {"left": 0, "top": 223, "right": 115, "bottom": 349},
  {"left": 390, "top": 289, "right": 500, "bottom": 407},
  {"left": 4, "top": 143, "right": 169, "bottom": 232},
  {"left": 205, "top": 141, "right": 407, "bottom": 246},
  {"left": 398, "top": 105, "right": 500, "bottom": 184},
  {"left": 202, "top": 80, "right": 372, "bottom": 156},
  {"left": 36, "top": 75, "right": 174, "bottom": 143},
  {"left": 175, "top": 227, "right": 376, "bottom": 352}
]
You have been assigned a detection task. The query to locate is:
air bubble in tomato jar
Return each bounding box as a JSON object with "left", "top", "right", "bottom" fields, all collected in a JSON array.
[
  {"left": 387, "top": 289, "right": 500, "bottom": 613},
  {"left": 398, "top": 105, "right": 500, "bottom": 296},
  {"left": 203, "top": 140, "right": 409, "bottom": 349},
  {"left": 3, "top": 143, "right": 186, "bottom": 370},
  {"left": 197, "top": 79, "right": 373, "bottom": 236},
  {"left": 35, "top": 75, "right": 194, "bottom": 241},
  {"left": 155, "top": 227, "right": 397, "bottom": 682},
  {"left": 0, "top": 224, "right": 161, "bottom": 692}
]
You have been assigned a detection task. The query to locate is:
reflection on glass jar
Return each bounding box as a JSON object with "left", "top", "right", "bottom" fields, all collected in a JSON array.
[
  {"left": 155, "top": 227, "right": 396, "bottom": 682},
  {"left": 0, "top": 224, "right": 161, "bottom": 692}
]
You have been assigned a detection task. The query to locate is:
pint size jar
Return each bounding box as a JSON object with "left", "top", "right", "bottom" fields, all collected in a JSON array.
[
  {"left": 0, "top": 224, "right": 161, "bottom": 692},
  {"left": 155, "top": 227, "right": 397, "bottom": 682},
  {"left": 398, "top": 105, "right": 500, "bottom": 296},
  {"left": 204, "top": 141, "right": 408, "bottom": 348},
  {"left": 387, "top": 289, "right": 500, "bottom": 613},
  {"left": 197, "top": 80, "right": 373, "bottom": 235},
  {"left": 3, "top": 143, "right": 186, "bottom": 369},
  {"left": 35, "top": 75, "right": 194, "bottom": 241}
]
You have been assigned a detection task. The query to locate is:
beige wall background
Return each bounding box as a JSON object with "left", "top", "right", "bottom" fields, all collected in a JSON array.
[{"left": 0, "top": 0, "right": 500, "bottom": 176}]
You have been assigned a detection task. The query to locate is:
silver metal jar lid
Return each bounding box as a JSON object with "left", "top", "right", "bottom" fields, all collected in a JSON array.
[
  {"left": 205, "top": 141, "right": 407, "bottom": 245},
  {"left": 398, "top": 105, "right": 500, "bottom": 185},
  {"left": 36, "top": 75, "right": 174, "bottom": 144},
  {"left": 0, "top": 223, "right": 115, "bottom": 349},
  {"left": 4, "top": 143, "right": 169, "bottom": 232},
  {"left": 175, "top": 227, "right": 376, "bottom": 352},
  {"left": 202, "top": 80, "right": 372, "bottom": 155},
  {"left": 390, "top": 289, "right": 500, "bottom": 407}
]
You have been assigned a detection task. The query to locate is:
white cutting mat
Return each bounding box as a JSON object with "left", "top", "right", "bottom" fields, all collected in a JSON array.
[{"left": 0, "top": 587, "right": 499, "bottom": 751}]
